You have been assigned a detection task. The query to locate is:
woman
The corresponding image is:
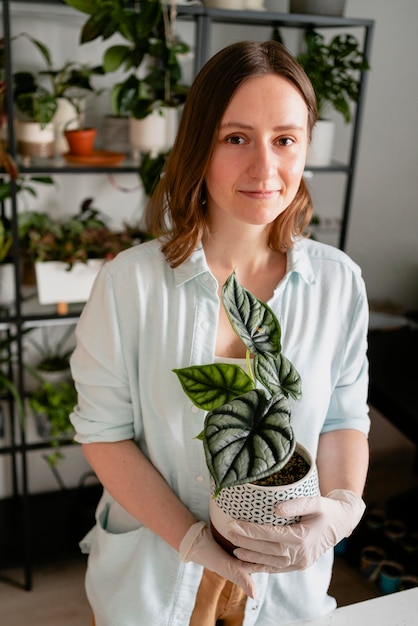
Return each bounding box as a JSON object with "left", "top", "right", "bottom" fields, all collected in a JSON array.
[{"left": 70, "top": 40, "right": 370, "bottom": 626}]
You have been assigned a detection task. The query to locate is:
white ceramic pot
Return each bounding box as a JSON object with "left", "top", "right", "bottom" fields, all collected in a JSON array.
[
  {"left": 35, "top": 259, "right": 104, "bottom": 306},
  {"left": 209, "top": 443, "right": 319, "bottom": 549},
  {"left": 0, "top": 263, "right": 15, "bottom": 305},
  {"left": 52, "top": 98, "right": 80, "bottom": 155},
  {"left": 15, "top": 120, "right": 55, "bottom": 160},
  {"left": 306, "top": 119, "right": 336, "bottom": 167},
  {"left": 129, "top": 106, "right": 179, "bottom": 160}
]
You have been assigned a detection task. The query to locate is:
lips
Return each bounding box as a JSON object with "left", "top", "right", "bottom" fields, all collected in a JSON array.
[{"left": 239, "top": 190, "right": 279, "bottom": 199}]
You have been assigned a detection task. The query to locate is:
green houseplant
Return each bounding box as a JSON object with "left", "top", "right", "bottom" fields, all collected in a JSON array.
[
  {"left": 296, "top": 28, "right": 369, "bottom": 124},
  {"left": 29, "top": 378, "right": 78, "bottom": 466},
  {"left": 19, "top": 198, "right": 146, "bottom": 310},
  {"left": 13, "top": 32, "right": 103, "bottom": 158},
  {"left": 291, "top": 28, "right": 369, "bottom": 166},
  {"left": 63, "top": 0, "right": 190, "bottom": 191},
  {"left": 174, "top": 271, "right": 305, "bottom": 496},
  {"left": 19, "top": 197, "right": 138, "bottom": 270},
  {"left": 174, "top": 272, "right": 319, "bottom": 546},
  {"left": 63, "top": 0, "right": 189, "bottom": 119},
  {"left": 13, "top": 32, "right": 103, "bottom": 128},
  {"left": 26, "top": 325, "right": 75, "bottom": 385}
]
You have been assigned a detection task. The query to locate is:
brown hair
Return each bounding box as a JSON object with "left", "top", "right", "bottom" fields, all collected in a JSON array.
[{"left": 146, "top": 40, "right": 318, "bottom": 268}]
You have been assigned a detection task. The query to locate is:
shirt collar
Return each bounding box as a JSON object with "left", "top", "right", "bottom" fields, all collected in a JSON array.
[
  {"left": 286, "top": 239, "right": 316, "bottom": 285},
  {"left": 173, "top": 244, "right": 210, "bottom": 287},
  {"left": 172, "top": 239, "right": 316, "bottom": 287}
]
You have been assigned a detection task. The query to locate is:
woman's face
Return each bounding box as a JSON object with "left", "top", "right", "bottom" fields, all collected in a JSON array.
[{"left": 205, "top": 74, "right": 308, "bottom": 230}]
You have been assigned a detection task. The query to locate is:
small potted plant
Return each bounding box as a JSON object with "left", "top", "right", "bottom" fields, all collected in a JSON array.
[
  {"left": 63, "top": 0, "right": 190, "bottom": 164},
  {"left": 12, "top": 32, "right": 103, "bottom": 158},
  {"left": 26, "top": 325, "right": 75, "bottom": 386},
  {"left": 19, "top": 198, "right": 144, "bottom": 311},
  {"left": 294, "top": 28, "right": 369, "bottom": 165},
  {"left": 174, "top": 271, "right": 319, "bottom": 550}
]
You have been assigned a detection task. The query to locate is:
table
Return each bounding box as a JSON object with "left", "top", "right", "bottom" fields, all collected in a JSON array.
[{"left": 293, "top": 587, "right": 418, "bottom": 625}]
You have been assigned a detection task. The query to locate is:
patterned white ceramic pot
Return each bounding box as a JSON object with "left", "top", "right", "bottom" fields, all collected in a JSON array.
[{"left": 209, "top": 442, "right": 319, "bottom": 552}]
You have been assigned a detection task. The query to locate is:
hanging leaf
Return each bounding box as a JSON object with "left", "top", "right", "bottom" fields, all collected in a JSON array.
[
  {"left": 203, "top": 389, "right": 295, "bottom": 495},
  {"left": 222, "top": 271, "right": 281, "bottom": 357},
  {"left": 173, "top": 363, "right": 255, "bottom": 411},
  {"left": 254, "top": 352, "right": 302, "bottom": 400}
]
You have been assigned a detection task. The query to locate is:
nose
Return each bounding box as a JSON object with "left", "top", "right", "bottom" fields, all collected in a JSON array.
[{"left": 247, "top": 141, "right": 277, "bottom": 180}]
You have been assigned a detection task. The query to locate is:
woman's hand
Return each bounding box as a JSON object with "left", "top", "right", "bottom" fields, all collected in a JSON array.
[
  {"left": 180, "top": 521, "right": 266, "bottom": 598},
  {"left": 227, "top": 490, "right": 366, "bottom": 573}
]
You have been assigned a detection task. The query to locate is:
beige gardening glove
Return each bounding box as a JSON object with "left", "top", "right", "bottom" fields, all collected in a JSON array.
[
  {"left": 227, "top": 489, "right": 366, "bottom": 573},
  {"left": 179, "top": 521, "right": 262, "bottom": 598}
]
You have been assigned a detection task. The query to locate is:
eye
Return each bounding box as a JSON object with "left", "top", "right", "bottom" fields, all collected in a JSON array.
[
  {"left": 225, "top": 135, "right": 246, "bottom": 145},
  {"left": 276, "top": 136, "right": 295, "bottom": 147}
]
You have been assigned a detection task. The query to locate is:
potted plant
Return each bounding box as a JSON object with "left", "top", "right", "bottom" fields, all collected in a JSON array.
[
  {"left": 19, "top": 198, "right": 143, "bottom": 310},
  {"left": 295, "top": 28, "right": 369, "bottom": 165},
  {"left": 12, "top": 32, "right": 103, "bottom": 157},
  {"left": 29, "top": 378, "right": 78, "bottom": 466},
  {"left": 63, "top": 0, "right": 190, "bottom": 176},
  {"left": 173, "top": 271, "right": 319, "bottom": 550},
  {"left": 26, "top": 324, "right": 75, "bottom": 386}
]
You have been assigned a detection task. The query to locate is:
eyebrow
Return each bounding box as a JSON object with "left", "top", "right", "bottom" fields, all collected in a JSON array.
[{"left": 220, "top": 122, "right": 305, "bottom": 132}]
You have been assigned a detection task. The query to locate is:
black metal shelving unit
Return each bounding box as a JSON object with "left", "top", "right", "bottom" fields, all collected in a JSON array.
[{"left": 0, "top": 0, "right": 374, "bottom": 590}]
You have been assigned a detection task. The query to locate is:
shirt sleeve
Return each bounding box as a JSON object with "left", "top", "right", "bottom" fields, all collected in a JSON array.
[
  {"left": 321, "top": 276, "right": 370, "bottom": 437},
  {"left": 69, "top": 265, "right": 137, "bottom": 444}
]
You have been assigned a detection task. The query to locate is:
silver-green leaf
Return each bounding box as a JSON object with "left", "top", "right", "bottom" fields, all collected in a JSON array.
[
  {"left": 254, "top": 353, "right": 302, "bottom": 400},
  {"left": 222, "top": 271, "right": 281, "bottom": 356},
  {"left": 203, "top": 389, "right": 295, "bottom": 494},
  {"left": 173, "top": 363, "right": 255, "bottom": 411}
]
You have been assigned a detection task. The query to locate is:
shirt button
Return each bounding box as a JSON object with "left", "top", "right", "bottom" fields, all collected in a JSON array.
[
  {"left": 200, "top": 320, "right": 209, "bottom": 330},
  {"left": 195, "top": 475, "right": 205, "bottom": 483},
  {"left": 190, "top": 405, "right": 200, "bottom": 414},
  {"left": 175, "top": 612, "right": 184, "bottom": 621}
]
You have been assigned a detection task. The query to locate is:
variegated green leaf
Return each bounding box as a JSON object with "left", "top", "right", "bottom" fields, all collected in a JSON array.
[
  {"left": 254, "top": 353, "right": 302, "bottom": 400},
  {"left": 203, "top": 389, "right": 295, "bottom": 494},
  {"left": 222, "top": 271, "right": 281, "bottom": 356},
  {"left": 173, "top": 363, "right": 255, "bottom": 411}
]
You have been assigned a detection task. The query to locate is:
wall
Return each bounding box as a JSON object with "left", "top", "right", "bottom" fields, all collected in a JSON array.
[{"left": 345, "top": 0, "right": 418, "bottom": 310}]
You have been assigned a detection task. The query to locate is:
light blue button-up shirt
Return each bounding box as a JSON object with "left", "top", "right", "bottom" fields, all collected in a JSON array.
[{"left": 70, "top": 237, "right": 369, "bottom": 626}]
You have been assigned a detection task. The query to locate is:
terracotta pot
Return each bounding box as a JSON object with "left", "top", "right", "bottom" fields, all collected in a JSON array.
[
  {"left": 209, "top": 442, "right": 319, "bottom": 554},
  {"left": 64, "top": 128, "right": 97, "bottom": 157}
]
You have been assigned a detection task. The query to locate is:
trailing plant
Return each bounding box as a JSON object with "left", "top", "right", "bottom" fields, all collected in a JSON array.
[
  {"left": 29, "top": 378, "right": 78, "bottom": 466},
  {"left": 295, "top": 28, "right": 369, "bottom": 123},
  {"left": 174, "top": 271, "right": 302, "bottom": 496},
  {"left": 13, "top": 32, "right": 103, "bottom": 126}
]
